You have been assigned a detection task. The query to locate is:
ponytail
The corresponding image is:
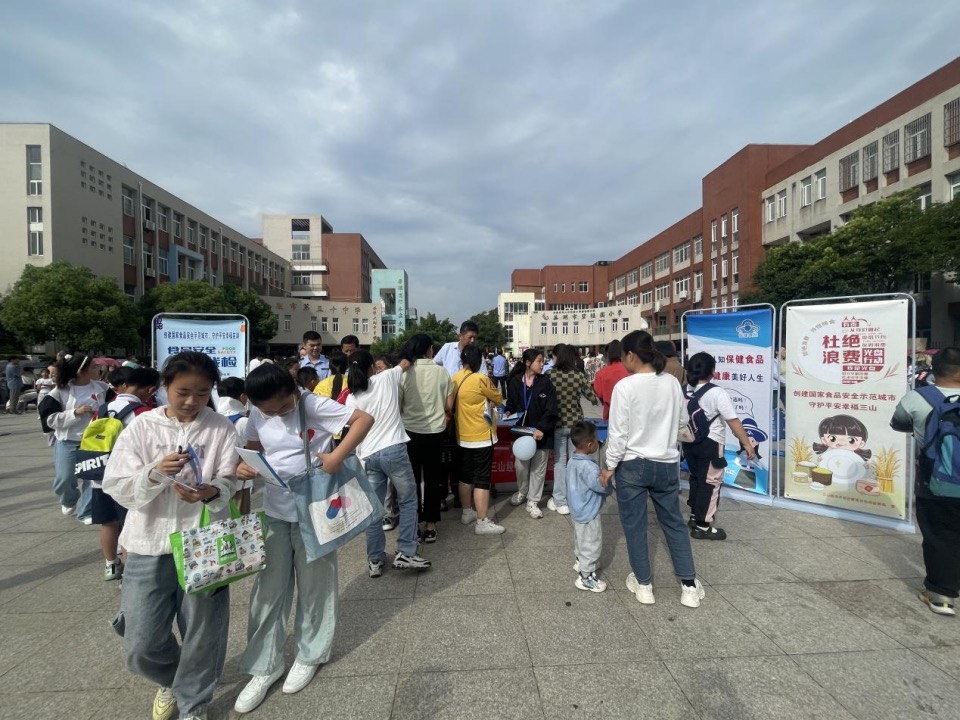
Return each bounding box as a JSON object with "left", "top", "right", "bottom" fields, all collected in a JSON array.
[
  {"left": 55, "top": 353, "right": 91, "bottom": 388},
  {"left": 347, "top": 350, "right": 373, "bottom": 395},
  {"left": 621, "top": 331, "right": 666, "bottom": 374}
]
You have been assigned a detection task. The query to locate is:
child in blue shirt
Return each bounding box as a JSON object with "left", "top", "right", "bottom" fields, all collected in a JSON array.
[{"left": 568, "top": 420, "right": 613, "bottom": 592}]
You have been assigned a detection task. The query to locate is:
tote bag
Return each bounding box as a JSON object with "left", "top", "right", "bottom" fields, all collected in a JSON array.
[
  {"left": 290, "top": 399, "right": 383, "bottom": 561},
  {"left": 170, "top": 501, "right": 266, "bottom": 595}
]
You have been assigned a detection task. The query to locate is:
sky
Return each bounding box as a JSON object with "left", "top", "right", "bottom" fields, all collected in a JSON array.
[{"left": 2, "top": 1, "right": 959, "bottom": 322}]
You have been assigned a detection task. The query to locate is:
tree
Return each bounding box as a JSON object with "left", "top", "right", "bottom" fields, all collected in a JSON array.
[
  {"left": 220, "top": 284, "right": 279, "bottom": 345},
  {"left": 1, "top": 262, "right": 140, "bottom": 352},
  {"left": 369, "top": 313, "right": 457, "bottom": 357},
  {"left": 0, "top": 301, "right": 25, "bottom": 355},
  {"left": 468, "top": 308, "right": 507, "bottom": 352}
]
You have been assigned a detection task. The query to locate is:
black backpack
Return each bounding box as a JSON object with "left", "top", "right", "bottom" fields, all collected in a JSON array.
[{"left": 683, "top": 383, "right": 720, "bottom": 445}]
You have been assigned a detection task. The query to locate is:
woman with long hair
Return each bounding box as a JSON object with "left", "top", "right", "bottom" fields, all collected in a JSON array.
[{"left": 593, "top": 340, "right": 629, "bottom": 421}]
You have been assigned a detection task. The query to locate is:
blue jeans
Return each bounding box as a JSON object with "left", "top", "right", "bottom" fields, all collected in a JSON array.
[
  {"left": 615, "top": 458, "right": 695, "bottom": 584},
  {"left": 120, "top": 553, "right": 230, "bottom": 717},
  {"left": 552, "top": 428, "right": 572, "bottom": 508},
  {"left": 53, "top": 439, "right": 92, "bottom": 519},
  {"left": 363, "top": 442, "right": 419, "bottom": 560}
]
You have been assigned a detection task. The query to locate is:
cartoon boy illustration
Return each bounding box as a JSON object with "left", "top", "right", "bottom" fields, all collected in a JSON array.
[
  {"left": 811, "top": 414, "right": 872, "bottom": 486},
  {"left": 737, "top": 418, "right": 769, "bottom": 469}
]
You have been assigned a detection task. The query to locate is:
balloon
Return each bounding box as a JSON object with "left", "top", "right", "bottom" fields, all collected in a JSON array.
[{"left": 512, "top": 435, "right": 537, "bottom": 461}]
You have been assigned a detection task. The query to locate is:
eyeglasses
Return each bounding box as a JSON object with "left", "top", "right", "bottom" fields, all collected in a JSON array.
[{"left": 260, "top": 396, "right": 298, "bottom": 418}]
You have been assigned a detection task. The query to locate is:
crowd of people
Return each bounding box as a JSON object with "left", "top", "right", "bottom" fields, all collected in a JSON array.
[{"left": 6, "top": 323, "right": 958, "bottom": 720}]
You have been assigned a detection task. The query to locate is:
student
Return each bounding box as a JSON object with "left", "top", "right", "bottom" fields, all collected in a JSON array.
[
  {"left": 313, "top": 350, "right": 348, "bottom": 400},
  {"left": 593, "top": 340, "right": 630, "bottom": 421},
  {"left": 681, "top": 353, "right": 755, "bottom": 540},
  {"left": 891, "top": 347, "right": 960, "bottom": 616},
  {"left": 39, "top": 354, "right": 110, "bottom": 523},
  {"left": 95, "top": 367, "right": 159, "bottom": 581},
  {"left": 373, "top": 355, "right": 394, "bottom": 374},
  {"left": 602, "top": 331, "right": 704, "bottom": 609},
  {"left": 233, "top": 363, "right": 373, "bottom": 714},
  {"left": 283, "top": 357, "right": 302, "bottom": 384},
  {"left": 104, "top": 367, "right": 131, "bottom": 404},
  {"left": 448, "top": 345, "right": 506, "bottom": 534},
  {"left": 34, "top": 368, "right": 56, "bottom": 405},
  {"left": 102, "top": 352, "right": 240, "bottom": 720},
  {"left": 346, "top": 351, "right": 432, "bottom": 576},
  {"left": 567, "top": 421, "right": 613, "bottom": 592},
  {"left": 504, "top": 349, "right": 559, "bottom": 518},
  {"left": 217, "top": 376, "right": 252, "bottom": 512},
  {"left": 548, "top": 344, "right": 597, "bottom": 515},
  {"left": 296, "top": 366, "right": 320, "bottom": 393}
]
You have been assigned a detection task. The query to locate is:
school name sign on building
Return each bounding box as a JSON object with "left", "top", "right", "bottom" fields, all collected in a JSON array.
[{"left": 153, "top": 315, "right": 249, "bottom": 380}]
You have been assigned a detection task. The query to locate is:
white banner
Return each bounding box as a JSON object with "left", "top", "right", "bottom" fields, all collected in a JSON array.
[
  {"left": 154, "top": 316, "right": 248, "bottom": 380},
  {"left": 784, "top": 299, "right": 909, "bottom": 519}
]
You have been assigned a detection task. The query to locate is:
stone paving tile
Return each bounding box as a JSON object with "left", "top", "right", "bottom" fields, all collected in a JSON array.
[
  {"left": 416, "top": 546, "right": 513, "bottom": 598},
  {"left": 819, "top": 534, "right": 926, "bottom": 578},
  {"left": 0, "top": 691, "right": 107, "bottom": 720},
  {"left": 0, "top": 610, "right": 90, "bottom": 678},
  {"left": 913, "top": 645, "right": 960, "bottom": 682},
  {"left": 687, "top": 540, "right": 800, "bottom": 585},
  {"left": 745, "top": 537, "right": 900, "bottom": 581},
  {"left": 393, "top": 668, "right": 543, "bottom": 720}
]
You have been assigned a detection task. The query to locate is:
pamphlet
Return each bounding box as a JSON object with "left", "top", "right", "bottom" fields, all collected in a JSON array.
[{"left": 235, "top": 448, "right": 289, "bottom": 489}]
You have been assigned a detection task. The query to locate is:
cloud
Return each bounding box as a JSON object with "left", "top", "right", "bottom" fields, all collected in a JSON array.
[{"left": 2, "top": 1, "right": 958, "bottom": 322}]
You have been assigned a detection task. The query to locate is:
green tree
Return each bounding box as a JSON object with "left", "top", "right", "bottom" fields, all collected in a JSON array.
[
  {"left": 468, "top": 308, "right": 507, "bottom": 352},
  {"left": 369, "top": 313, "right": 457, "bottom": 357},
  {"left": 0, "top": 262, "right": 139, "bottom": 352},
  {"left": 0, "top": 301, "right": 25, "bottom": 355}
]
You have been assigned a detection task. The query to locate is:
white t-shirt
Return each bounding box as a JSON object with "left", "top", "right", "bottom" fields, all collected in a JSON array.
[
  {"left": 435, "top": 342, "right": 488, "bottom": 377},
  {"left": 346, "top": 365, "right": 410, "bottom": 460},
  {"left": 66, "top": 382, "right": 109, "bottom": 441},
  {"left": 692, "top": 383, "right": 739, "bottom": 445},
  {"left": 246, "top": 392, "right": 353, "bottom": 521}
]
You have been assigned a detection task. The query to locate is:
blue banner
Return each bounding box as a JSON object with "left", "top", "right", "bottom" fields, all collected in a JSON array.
[
  {"left": 685, "top": 308, "right": 775, "bottom": 495},
  {"left": 154, "top": 316, "right": 248, "bottom": 380}
]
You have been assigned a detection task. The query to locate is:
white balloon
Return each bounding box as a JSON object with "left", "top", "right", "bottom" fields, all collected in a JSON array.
[{"left": 512, "top": 435, "right": 537, "bottom": 461}]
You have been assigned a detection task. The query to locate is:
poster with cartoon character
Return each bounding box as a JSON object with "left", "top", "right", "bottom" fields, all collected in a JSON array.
[
  {"left": 686, "top": 308, "right": 775, "bottom": 495},
  {"left": 784, "top": 300, "right": 909, "bottom": 519}
]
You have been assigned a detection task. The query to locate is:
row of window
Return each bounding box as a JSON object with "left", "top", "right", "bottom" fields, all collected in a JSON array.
[
  {"left": 551, "top": 281, "right": 590, "bottom": 294},
  {"left": 611, "top": 230, "right": 711, "bottom": 296},
  {"left": 539, "top": 317, "right": 631, "bottom": 336}
]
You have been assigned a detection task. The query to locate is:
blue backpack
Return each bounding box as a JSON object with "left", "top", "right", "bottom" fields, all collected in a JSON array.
[{"left": 917, "top": 386, "right": 960, "bottom": 498}]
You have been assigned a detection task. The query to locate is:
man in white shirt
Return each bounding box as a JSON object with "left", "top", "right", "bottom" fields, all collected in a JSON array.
[
  {"left": 299, "top": 331, "right": 330, "bottom": 381},
  {"left": 435, "top": 321, "right": 487, "bottom": 377}
]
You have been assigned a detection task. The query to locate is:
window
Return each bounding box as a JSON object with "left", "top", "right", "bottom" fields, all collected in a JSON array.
[
  {"left": 862, "top": 141, "right": 878, "bottom": 182},
  {"left": 382, "top": 321, "right": 397, "bottom": 335},
  {"left": 361, "top": 318, "right": 369, "bottom": 335},
  {"left": 27, "top": 207, "right": 43, "bottom": 255},
  {"left": 540, "top": 321, "right": 548, "bottom": 334},
  {"left": 26, "top": 145, "right": 42, "bottom": 195},
  {"left": 561, "top": 283, "right": 566, "bottom": 293},
  {"left": 711, "top": 262, "right": 717, "bottom": 288},
  {"left": 283, "top": 315, "right": 291, "bottom": 332},
  {"left": 950, "top": 172, "right": 960, "bottom": 201},
  {"left": 946, "top": 98, "right": 960, "bottom": 147},
  {"left": 777, "top": 190, "right": 787, "bottom": 217},
  {"left": 320, "top": 317, "right": 329, "bottom": 332},
  {"left": 291, "top": 218, "right": 310, "bottom": 233},
  {"left": 221, "top": 241, "right": 228, "bottom": 258},
  {"left": 123, "top": 235, "right": 135, "bottom": 265},
  {"left": 904, "top": 113, "right": 931, "bottom": 163},
  {"left": 622, "top": 318, "right": 629, "bottom": 332},
  {"left": 198, "top": 226, "right": 207, "bottom": 249},
  {"left": 598, "top": 319, "right": 605, "bottom": 334},
  {"left": 720, "top": 215, "right": 728, "bottom": 238},
  {"left": 142, "top": 242, "right": 153, "bottom": 270},
  {"left": 173, "top": 213, "right": 183, "bottom": 238},
  {"left": 882, "top": 131, "right": 900, "bottom": 173},
  {"left": 560, "top": 320, "right": 568, "bottom": 334},
  {"left": 693, "top": 235, "right": 702, "bottom": 256},
  {"left": 641, "top": 289, "right": 652, "bottom": 305},
  {"left": 916, "top": 183, "right": 933, "bottom": 210},
  {"left": 141, "top": 200, "right": 154, "bottom": 223},
  {"left": 838, "top": 150, "right": 859, "bottom": 192},
  {"left": 611, "top": 318, "right": 618, "bottom": 334},
  {"left": 615, "top": 275, "right": 626, "bottom": 291},
  {"left": 572, "top": 321, "right": 579, "bottom": 335},
  {"left": 721, "top": 258, "right": 728, "bottom": 278},
  {"left": 575, "top": 281, "right": 587, "bottom": 293},
  {"left": 673, "top": 241, "right": 690, "bottom": 264},
  {"left": 310, "top": 316, "right": 318, "bottom": 332},
  {"left": 711, "top": 219, "right": 717, "bottom": 245},
  {"left": 353, "top": 318, "right": 360, "bottom": 333},
  {"left": 122, "top": 187, "right": 135, "bottom": 216},
  {"left": 765, "top": 196, "right": 775, "bottom": 222},
  {"left": 732, "top": 253, "right": 739, "bottom": 282},
  {"left": 674, "top": 276, "right": 690, "bottom": 296},
  {"left": 801, "top": 176, "right": 812, "bottom": 206},
  {"left": 159, "top": 255, "right": 168, "bottom": 276},
  {"left": 187, "top": 221, "right": 197, "bottom": 245},
  {"left": 815, "top": 170, "right": 827, "bottom": 200},
  {"left": 552, "top": 282, "right": 558, "bottom": 292},
  {"left": 731, "top": 209, "right": 739, "bottom": 241},
  {"left": 292, "top": 272, "right": 311, "bottom": 286},
  {"left": 640, "top": 261, "right": 653, "bottom": 280},
  {"left": 626, "top": 270, "right": 637, "bottom": 286},
  {"left": 587, "top": 320, "right": 595, "bottom": 333},
  {"left": 292, "top": 243, "right": 310, "bottom": 260},
  {"left": 655, "top": 283, "right": 670, "bottom": 301},
  {"left": 332, "top": 318, "right": 340, "bottom": 333},
  {"left": 551, "top": 322, "right": 558, "bottom": 335},
  {"left": 157, "top": 206, "right": 168, "bottom": 232},
  {"left": 655, "top": 253, "right": 670, "bottom": 273}
]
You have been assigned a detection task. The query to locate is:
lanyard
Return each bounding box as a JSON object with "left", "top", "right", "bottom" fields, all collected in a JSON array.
[{"left": 521, "top": 377, "right": 535, "bottom": 412}]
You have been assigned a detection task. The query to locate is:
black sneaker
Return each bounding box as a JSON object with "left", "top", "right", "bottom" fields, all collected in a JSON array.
[
  {"left": 368, "top": 560, "right": 384, "bottom": 578},
  {"left": 392, "top": 552, "right": 432, "bottom": 570},
  {"left": 691, "top": 525, "right": 727, "bottom": 540},
  {"left": 687, "top": 515, "right": 697, "bottom": 529},
  {"left": 382, "top": 515, "right": 398, "bottom": 532},
  {"left": 422, "top": 528, "right": 438, "bottom": 544},
  {"left": 439, "top": 500, "right": 449, "bottom": 512}
]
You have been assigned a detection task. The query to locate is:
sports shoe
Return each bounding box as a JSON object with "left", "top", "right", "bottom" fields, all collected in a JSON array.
[
  {"left": 104, "top": 559, "right": 123, "bottom": 582},
  {"left": 392, "top": 552, "right": 432, "bottom": 570},
  {"left": 474, "top": 517, "right": 506, "bottom": 535},
  {"left": 919, "top": 590, "right": 957, "bottom": 617},
  {"left": 547, "top": 497, "right": 558, "bottom": 512},
  {"left": 80, "top": 516, "right": 93, "bottom": 526},
  {"left": 152, "top": 687, "right": 177, "bottom": 720},
  {"left": 368, "top": 560, "right": 384, "bottom": 578},
  {"left": 382, "top": 515, "right": 398, "bottom": 531},
  {"left": 687, "top": 514, "right": 697, "bottom": 529},
  {"left": 460, "top": 508, "right": 477, "bottom": 525},
  {"left": 282, "top": 660, "right": 319, "bottom": 694},
  {"left": 61, "top": 504, "right": 76, "bottom": 516},
  {"left": 691, "top": 525, "right": 727, "bottom": 540},
  {"left": 626, "top": 572, "right": 656, "bottom": 605},
  {"left": 575, "top": 572, "right": 607, "bottom": 593},
  {"left": 181, "top": 714, "right": 207, "bottom": 720},
  {"left": 509, "top": 492, "right": 526, "bottom": 506},
  {"left": 422, "top": 528, "right": 438, "bottom": 543},
  {"left": 556, "top": 504, "right": 570, "bottom": 515},
  {"left": 234, "top": 666, "right": 284, "bottom": 714},
  {"left": 526, "top": 500, "right": 543, "bottom": 519},
  {"left": 680, "top": 579, "right": 706, "bottom": 608}
]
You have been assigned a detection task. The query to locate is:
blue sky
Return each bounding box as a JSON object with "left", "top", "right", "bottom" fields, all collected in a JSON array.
[{"left": 2, "top": 1, "right": 958, "bottom": 321}]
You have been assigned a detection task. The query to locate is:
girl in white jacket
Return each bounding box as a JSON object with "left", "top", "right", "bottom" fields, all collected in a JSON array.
[{"left": 102, "top": 352, "right": 239, "bottom": 720}]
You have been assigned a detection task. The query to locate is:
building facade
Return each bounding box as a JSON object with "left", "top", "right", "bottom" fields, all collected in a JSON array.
[
  {"left": 262, "top": 297, "right": 380, "bottom": 349},
  {"left": 371, "top": 268, "right": 411, "bottom": 338}
]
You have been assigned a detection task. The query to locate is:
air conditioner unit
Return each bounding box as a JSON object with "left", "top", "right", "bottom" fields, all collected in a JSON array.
[
  {"left": 653, "top": 301, "right": 661, "bottom": 312},
  {"left": 144, "top": 220, "right": 156, "bottom": 231},
  {"left": 145, "top": 268, "right": 156, "bottom": 278},
  {"left": 606, "top": 292, "right": 613, "bottom": 301},
  {"left": 677, "top": 291, "right": 689, "bottom": 301}
]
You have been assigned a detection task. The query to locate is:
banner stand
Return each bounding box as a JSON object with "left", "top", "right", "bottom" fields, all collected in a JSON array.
[
  {"left": 679, "top": 479, "right": 774, "bottom": 507},
  {"left": 152, "top": 313, "right": 250, "bottom": 379},
  {"left": 772, "top": 495, "right": 915, "bottom": 533}
]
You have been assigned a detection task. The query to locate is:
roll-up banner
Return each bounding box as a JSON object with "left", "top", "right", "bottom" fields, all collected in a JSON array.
[{"left": 153, "top": 314, "right": 249, "bottom": 380}]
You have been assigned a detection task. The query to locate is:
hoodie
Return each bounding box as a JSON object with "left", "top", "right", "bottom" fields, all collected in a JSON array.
[{"left": 102, "top": 406, "right": 238, "bottom": 556}]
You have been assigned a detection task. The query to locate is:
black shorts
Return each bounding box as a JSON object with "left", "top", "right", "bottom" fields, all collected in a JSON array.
[
  {"left": 91, "top": 488, "right": 127, "bottom": 525},
  {"left": 460, "top": 446, "right": 493, "bottom": 490}
]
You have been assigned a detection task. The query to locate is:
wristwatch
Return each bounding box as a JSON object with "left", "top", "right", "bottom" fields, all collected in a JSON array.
[{"left": 201, "top": 487, "right": 222, "bottom": 505}]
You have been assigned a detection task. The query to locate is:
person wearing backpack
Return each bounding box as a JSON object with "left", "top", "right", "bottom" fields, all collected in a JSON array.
[
  {"left": 891, "top": 347, "right": 960, "bottom": 617},
  {"left": 681, "top": 353, "right": 755, "bottom": 540}
]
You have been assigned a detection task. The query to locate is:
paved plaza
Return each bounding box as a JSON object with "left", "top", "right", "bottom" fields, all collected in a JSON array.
[{"left": 2, "top": 410, "right": 960, "bottom": 720}]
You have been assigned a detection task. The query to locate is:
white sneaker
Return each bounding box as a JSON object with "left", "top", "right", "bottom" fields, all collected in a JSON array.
[
  {"left": 474, "top": 517, "right": 506, "bottom": 535},
  {"left": 626, "top": 573, "right": 656, "bottom": 605},
  {"left": 81, "top": 517, "right": 93, "bottom": 525},
  {"left": 526, "top": 500, "right": 543, "bottom": 519},
  {"left": 282, "top": 660, "right": 319, "bottom": 694},
  {"left": 234, "top": 667, "right": 284, "bottom": 714},
  {"left": 61, "top": 504, "right": 76, "bottom": 516},
  {"left": 509, "top": 492, "right": 526, "bottom": 506},
  {"left": 460, "top": 508, "right": 477, "bottom": 525},
  {"left": 575, "top": 572, "right": 607, "bottom": 593},
  {"left": 546, "top": 497, "right": 558, "bottom": 512},
  {"left": 556, "top": 504, "right": 570, "bottom": 515},
  {"left": 680, "top": 579, "right": 705, "bottom": 608}
]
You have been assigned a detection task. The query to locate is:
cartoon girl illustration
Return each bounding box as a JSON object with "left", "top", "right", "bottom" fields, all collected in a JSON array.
[{"left": 811, "top": 414, "right": 872, "bottom": 486}]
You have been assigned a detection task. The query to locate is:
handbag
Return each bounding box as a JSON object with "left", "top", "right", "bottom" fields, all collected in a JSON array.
[
  {"left": 289, "top": 397, "right": 383, "bottom": 561},
  {"left": 169, "top": 501, "right": 266, "bottom": 595}
]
